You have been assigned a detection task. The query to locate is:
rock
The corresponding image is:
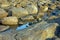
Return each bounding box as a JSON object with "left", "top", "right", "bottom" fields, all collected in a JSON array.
[
  {"left": 15, "top": 21, "right": 58, "bottom": 40},
  {"left": 0, "top": 8, "right": 8, "bottom": 19},
  {"left": 10, "top": 7, "right": 29, "bottom": 18},
  {"left": 2, "top": 17, "right": 18, "bottom": 25},
  {"left": 0, "top": 0, "right": 10, "bottom": 9},
  {"left": 0, "top": 31, "right": 16, "bottom": 40},
  {"left": 40, "top": 5, "right": 48, "bottom": 12},
  {"left": 48, "top": 16, "right": 58, "bottom": 20},
  {"left": 16, "top": 1, "right": 28, "bottom": 7},
  {"left": 38, "top": 0, "right": 51, "bottom": 5},
  {"left": 37, "top": 12, "right": 45, "bottom": 18},
  {"left": 0, "top": 3, "right": 10, "bottom": 9},
  {"left": 0, "top": 22, "right": 59, "bottom": 40},
  {"left": 21, "top": 16, "right": 35, "bottom": 22},
  {"left": 25, "top": 4, "right": 38, "bottom": 14},
  {"left": 40, "top": 23, "right": 58, "bottom": 40},
  {"left": 49, "top": 4, "right": 56, "bottom": 10},
  {"left": 0, "top": 25, "right": 9, "bottom": 32}
]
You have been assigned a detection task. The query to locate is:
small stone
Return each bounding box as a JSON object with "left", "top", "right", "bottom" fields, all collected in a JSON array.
[
  {"left": 40, "top": 6, "right": 48, "bottom": 12},
  {"left": 2, "top": 17, "right": 18, "bottom": 25},
  {"left": 0, "top": 8, "right": 8, "bottom": 19},
  {"left": 37, "top": 12, "right": 45, "bottom": 18},
  {"left": 0, "top": 25, "right": 9, "bottom": 32},
  {"left": 21, "top": 16, "right": 35, "bottom": 22},
  {"left": 0, "top": 0, "right": 10, "bottom": 9}
]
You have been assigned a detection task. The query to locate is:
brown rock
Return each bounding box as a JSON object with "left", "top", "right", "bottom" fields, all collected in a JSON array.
[
  {"left": 40, "top": 23, "right": 58, "bottom": 40},
  {"left": 0, "top": 21, "right": 59, "bottom": 40},
  {"left": 37, "top": 12, "right": 45, "bottom": 18},
  {"left": 0, "top": 0, "right": 10, "bottom": 9},
  {"left": 16, "top": 21, "right": 58, "bottom": 40},
  {"left": 40, "top": 6, "right": 48, "bottom": 12},
  {"left": 48, "top": 16, "right": 58, "bottom": 20},
  {"left": 0, "top": 8, "right": 8, "bottom": 19},
  {"left": 25, "top": 4, "right": 38, "bottom": 14},
  {"left": 49, "top": 4, "right": 56, "bottom": 10},
  {"left": 21, "top": 16, "right": 35, "bottom": 22},
  {"left": 2, "top": 17, "right": 18, "bottom": 25},
  {"left": 0, "top": 25, "right": 9, "bottom": 32},
  {"left": 11, "top": 7, "right": 29, "bottom": 18}
]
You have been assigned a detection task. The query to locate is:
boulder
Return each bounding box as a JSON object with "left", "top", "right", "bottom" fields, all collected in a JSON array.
[
  {"left": 21, "top": 16, "right": 35, "bottom": 22},
  {"left": 16, "top": 21, "right": 58, "bottom": 40},
  {"left": 25, "top": 4, "right": 38, "bottom": 14},
  {"left": 10, "top": 7, "right": 29, "bottom": 18},
  {"left": 2, "top": 17, "right": 18, "bottom": 25}
]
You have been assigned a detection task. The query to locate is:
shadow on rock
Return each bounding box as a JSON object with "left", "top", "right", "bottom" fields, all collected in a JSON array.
[{"left": 55, "top": 26, "right": 60, "bottom": 38}]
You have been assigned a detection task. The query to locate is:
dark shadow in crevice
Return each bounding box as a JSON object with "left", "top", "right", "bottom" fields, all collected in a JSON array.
[
  {"left": 55, "top": 26, "right": 60, "bottom": 38},
  {"left": 46, "top": 37, "right": 56, "bottom": 40}
]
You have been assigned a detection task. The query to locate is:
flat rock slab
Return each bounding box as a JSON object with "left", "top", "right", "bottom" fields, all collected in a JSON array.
[{"left": 0, "top": 21, "right": 58, "bottom": 40}]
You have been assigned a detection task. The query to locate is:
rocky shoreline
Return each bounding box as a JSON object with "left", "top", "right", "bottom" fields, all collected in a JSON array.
[{"left": 0, "top": 0, "right": 60, "bottom": 40}]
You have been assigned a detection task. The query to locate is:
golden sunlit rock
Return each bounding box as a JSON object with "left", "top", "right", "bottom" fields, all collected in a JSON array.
[
  {"left": 25, "top": 4, "right": 38, "bottom": 14},
  {"left": 2, "top": 17, "right": 18, "bottom": 25}
]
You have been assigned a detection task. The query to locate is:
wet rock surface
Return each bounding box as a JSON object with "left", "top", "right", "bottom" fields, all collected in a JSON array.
[
  {"left": 0, "top": 21, "right": 59, "bottom": 40},
  {"left": 0, "top": 0, "right": 60, "bottom": 40}
]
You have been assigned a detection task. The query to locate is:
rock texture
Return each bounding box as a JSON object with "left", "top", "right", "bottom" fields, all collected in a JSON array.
[
  {"left": 10, "top": 7, "right": 29, "bottom": 18},
  {"left": 0, "top": 8, "right": 8, "bottom": 19},
  {"left": 2, "top": 17, "right": 18, "bottom": 25},
  {"left": 0, "top": 21, "right": 59, "bottom": 40},
  {"left": 0, "top": 0, "right": 60, "bottom": 40},
  {"left": 0, "top": 25, "right": 9, "bottom": 32}
]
